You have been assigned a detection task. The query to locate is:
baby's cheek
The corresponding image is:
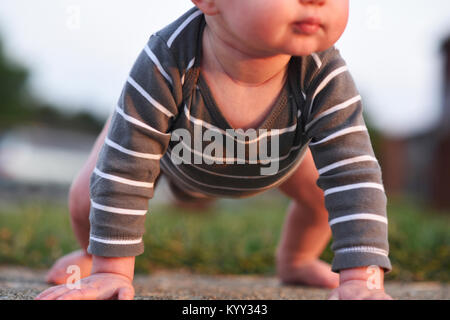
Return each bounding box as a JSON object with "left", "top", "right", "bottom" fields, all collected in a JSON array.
[
  {"left": 252, "top": 23, "right": 278, "bottom": 41},
  {"left": 323, "top": 21, "right": 347, "bottom": 48},
  {"left": 228, "top": 12, "right": 269, "bottom": 42},
  {"left": 252, "top": 18, "right": 290, "bottom": 46},
  {"left": 327, "top": 3, "right": 349, "bottom": 42}
]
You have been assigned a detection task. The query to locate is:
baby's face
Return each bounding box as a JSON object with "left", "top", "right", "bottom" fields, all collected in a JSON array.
[{"left": 207, "top": 0, "right": 349, "bottom": 56}]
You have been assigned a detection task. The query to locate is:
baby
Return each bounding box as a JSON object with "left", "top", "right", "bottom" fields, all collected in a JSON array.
[{"left": 36, "top": 0, "right": 392, "bottom": 300}]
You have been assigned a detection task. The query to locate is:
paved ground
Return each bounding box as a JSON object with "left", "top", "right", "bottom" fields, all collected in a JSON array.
[{"left": 0, "top": 266, "right": 448, "bottom": 300}]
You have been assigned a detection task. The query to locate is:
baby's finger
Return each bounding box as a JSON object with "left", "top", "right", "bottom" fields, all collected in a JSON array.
[
  {"left": 327, "top": 290, "right": 339, "bottom": 300},
  {"left": 118, "top": 286, "right": 135, "bottom": 300},
  {"left": 367, "top": 291, "right": 394, "bottom": 300},
  {"left": 56, "top": 288, "right": 98, "bottom": 300},
  {"left": 35, "top": 285, "right": 66, "bottom": 299},
  {"left": 35, "top": 287, "right": 57, "bottom": 300},
  {"left": 36, "top": 285, "right": 70, "bottom": 300}
]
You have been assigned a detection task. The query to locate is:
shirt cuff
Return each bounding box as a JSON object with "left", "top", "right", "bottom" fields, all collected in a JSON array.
[
  {"left": 87, "top": 237, "right": 144, "bottom": 257},
  {"left": 331, "top": 248, "right": 392, "bottom": 273}
]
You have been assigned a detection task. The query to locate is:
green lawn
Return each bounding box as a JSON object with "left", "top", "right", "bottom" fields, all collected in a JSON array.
[{"left": 0, "top": 194, "right": 448, "bottom": 282}]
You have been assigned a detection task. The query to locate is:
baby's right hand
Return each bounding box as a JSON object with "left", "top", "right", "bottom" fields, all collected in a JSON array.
[{"left": 35, "top": 272, "right": 135, "bottom": 300}]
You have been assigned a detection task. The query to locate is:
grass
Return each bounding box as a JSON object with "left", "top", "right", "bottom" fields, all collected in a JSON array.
[{"left": 0, "top": 194, "right": 448, "bottom": 282}]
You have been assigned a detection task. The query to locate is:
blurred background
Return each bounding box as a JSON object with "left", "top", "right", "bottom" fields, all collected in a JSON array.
[{"left": 0, "top": 1, "right": 448, "bottom": 282}]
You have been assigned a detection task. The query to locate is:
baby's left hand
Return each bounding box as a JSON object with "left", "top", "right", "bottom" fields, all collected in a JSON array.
[{"left": 328, "top": 279, "right": 393, "bottom": 300}]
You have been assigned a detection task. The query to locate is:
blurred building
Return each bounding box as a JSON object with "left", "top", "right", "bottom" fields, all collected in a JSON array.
[
  {"left": 380, "top": 36, "right": 450, "bottom": 210},
  {"left": 0, "top": 125, "right": 95, "bottom": 185},
  {"left": 0, "top": 124, "right": 176, "bottom": 205},
  {"left": 430, "top": 37, "right": 450, "bottom": 210},
  {"left": 0, "top": 125, "right": 97, "bottom": 204}
]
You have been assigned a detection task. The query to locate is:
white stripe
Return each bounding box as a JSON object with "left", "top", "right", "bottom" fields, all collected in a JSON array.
[
  {"left": 301, "top": 91, "right": 306, "bottom": 100},
  {"left": 167, "top": 10, "right": 203, "bottom": 48},
  {"left": 115, "top": 105, "right": 169, "bottom": 137},
  {"left": 93, "top": 167, "right": 153, "bottom": 188},
  {"left": 184, "top": 105, "right": 297, "bottom": 144},
  {"left": 329, "top": 213, "right": 388, "bottom": 227},
  {"left": 335, "top": 246, "right": 388, "bottom": 257},
  {"left": 318, "top": 155, "right": 378, "bottom": 175},
  {"left": 90, "top": 199, "right": 147, "bottom": 216},
  {"left": 305, "top": 95, "right": 362, "bottom": 131},
  {"left": 180, "top": 58, "right": 195, "bottom": 86},
  {"left": 324, "top": 182, "right": 385, "bottom": 197},
  {"left": 309, "top": 125, "right": 367, "bottom": 146},
  {"left": 297, "top": 109, "right": 302, "bottom": 118},
  {"left": 127, "top": 76, "right": 174, "bottom": 118},
  {"left": 187, "top": 57, "right": 196, "bottom": 70},
  {"left": 312, "top": 66, "right": 348, "bottom": 101},
  {"left": 144, "top": 45, "right": 173, "bottom": 86},
  {"left": 105, "top": 137, "right": 162, "bottom": 160},
  {"left": 308, "top": 66, "right": 348, "bottom": 117},
  {"left": 90, "top": 235, "right": 142, "bottom": 245},
  {"left": 311, "top": 53, "right": 322, "bottom": 68},
  {"left": 162, "top": 159, "right": 255, "bottom": 193}
]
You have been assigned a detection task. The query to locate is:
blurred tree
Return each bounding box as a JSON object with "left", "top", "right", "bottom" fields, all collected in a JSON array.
[
  {"left": 365, "top": 116, "right": 382, "bottom": 158},
  {"left": 359, "top": 92, "right": 382, "bottom": 158},
  {"left": 0, "top": 34, "right": 103, "bottom": 134},
  {"left": 0, "top": 37, "right": 33, "bottom": 126}
]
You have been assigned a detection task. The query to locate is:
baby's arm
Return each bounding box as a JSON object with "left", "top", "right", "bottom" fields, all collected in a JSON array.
[
  {"left": 37, "top": 34, "right": 183, "bottom": 300},
  {"left": 303, "top": 48, "right": 391, "bottom": 299}
]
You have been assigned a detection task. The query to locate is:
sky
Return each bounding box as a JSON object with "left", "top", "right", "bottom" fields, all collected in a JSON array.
[{"left": 0, "top": 1, "right": 449, "bottom": 137}]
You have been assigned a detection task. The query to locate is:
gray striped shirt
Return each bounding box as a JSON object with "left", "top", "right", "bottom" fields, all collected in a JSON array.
[{"left": 88, "top": 7, "right": 392, "bottom": 273}]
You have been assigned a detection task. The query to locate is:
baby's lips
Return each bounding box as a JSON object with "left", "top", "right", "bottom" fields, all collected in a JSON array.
[
  {"left": 293, "top": 17, "right": 322, "bottom": 35},
  {"left": 294, "top": 22, "right": 320, "bottom": 34}
]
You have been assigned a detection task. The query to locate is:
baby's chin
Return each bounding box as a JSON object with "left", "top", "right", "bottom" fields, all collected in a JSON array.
[{"left": 283, "top": 38, "right": 335, "bottom": 56}]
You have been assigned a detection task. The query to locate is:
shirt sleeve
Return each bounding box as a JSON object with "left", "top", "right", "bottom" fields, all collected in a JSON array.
[
  {"left": 303, "top": 48, "right": 392, "bottom": 273},
  {"left": 87, "top": 34, "right": 183, "bottom": 257}
]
